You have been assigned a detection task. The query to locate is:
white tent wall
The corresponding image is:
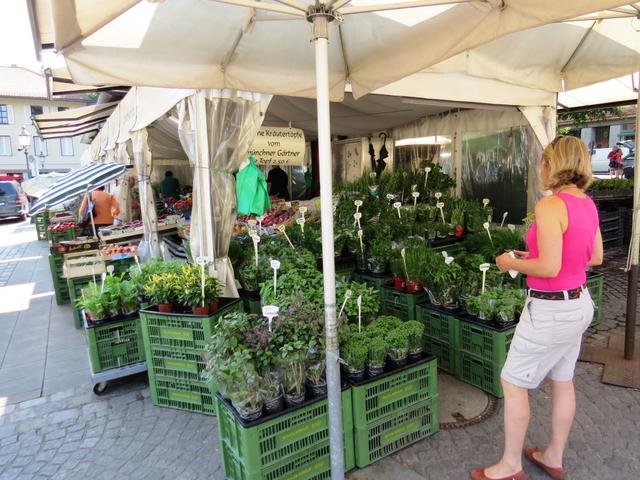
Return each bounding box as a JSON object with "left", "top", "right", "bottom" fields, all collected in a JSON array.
[{"left": 177, "top": 90, "right": 272, "bottom": 298}]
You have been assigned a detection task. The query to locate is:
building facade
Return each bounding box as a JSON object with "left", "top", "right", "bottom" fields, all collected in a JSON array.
[
  {"left": 559, "top": 104, "right": 637, "bottom": 149},
  {"left": 0, "top": 66, "right": 89, "bottom": 177}
]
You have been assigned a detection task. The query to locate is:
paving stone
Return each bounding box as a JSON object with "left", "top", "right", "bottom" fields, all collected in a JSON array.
[{"left": 48, "top": 408, "right": 79, "bottom": 425}]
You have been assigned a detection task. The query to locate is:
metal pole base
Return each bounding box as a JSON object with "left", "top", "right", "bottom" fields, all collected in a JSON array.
[{"left": 624, "top": 264, "right": 638, "bottom": 360}]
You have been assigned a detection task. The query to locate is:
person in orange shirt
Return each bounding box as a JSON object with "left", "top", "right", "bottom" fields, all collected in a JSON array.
[{"left": 79, "top": 186, "right": 120, "bottom": 230}]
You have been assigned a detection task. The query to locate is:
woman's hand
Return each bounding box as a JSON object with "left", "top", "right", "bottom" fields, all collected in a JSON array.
[{"left": 495, "top": 252, "right": 514, "bottom": 273}]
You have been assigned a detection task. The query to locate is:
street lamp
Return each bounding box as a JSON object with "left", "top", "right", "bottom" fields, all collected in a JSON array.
[
  {"left": 38, "top": 152, "right": 46, "bottom": 174},
  {"left": 17, "top": 126, "right": 31, "bottom": 180}
]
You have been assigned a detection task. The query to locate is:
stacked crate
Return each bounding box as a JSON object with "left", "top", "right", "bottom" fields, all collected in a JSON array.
[
  {"left": 351, "top": 271, "right": 391, "bottom": 301},
  {"left": 587, "top": 272, "right": 605, "bottom": 327},
  {"left": 68, "top": 276, "right": 97, "bottom": 329},
  {"left": 215, "top": 389, "right": 354, "bottom": 480},
  {"left": 349, "top": 356, "right": 438, "bottom": 467},
  {"left": 139, "top": 299, "right": 243, "bottom": 415},
  {"left": 417, "top": 303, "right": 515, "bottom": 398},
  {"left": 380, "top": 285, "right": 427, "bottom": 320},
  {"left": 598, "top": 206, "right": 624, "bottom": 250},
  {"left": 34, "top": 212, "right": 49, "bottom": 241},
  {"left": 48, "top": 254, "right": 70, "bottom": 305},
  {"left": 85, "top": 315, "right": 146, "bottom": 374}
]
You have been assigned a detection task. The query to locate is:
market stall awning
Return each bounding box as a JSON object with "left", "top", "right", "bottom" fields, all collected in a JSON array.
[
  {"left": 29, "top": 162, "right": 130, "bottom": 215},
  {"left": 33, "top": 101, "right": 118, "bottom": 139},
  {"left": 21, "top": 172, "right": 65, "bottom": 198},
  {"left": 43, "top": 67, "right": 128, "bottom": 98},
  {"left": 558, "top": 74, "right": 639, "bottom": 109}
]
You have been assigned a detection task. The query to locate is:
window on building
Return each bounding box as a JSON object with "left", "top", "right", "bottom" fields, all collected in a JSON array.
[
  {"left": 59, "top": 137, "right": 74, "bottom": 156},
  {"left": 30, "top": 105, "right": 44, "bottom": 116},
  {"left": 57, "top": 106, "right": 69, "bottom": 112},
  {"left": 0, "top": 105, "right": 9, "bottom": 124},
  {"left": 594, "top": 126, "right": 610, "bottom": 148},
  {"left": 0, "top": 136, "right": 12, "bottom": 156},
  {"left": 33, "top": 136, "right": 47, "bottom": 156}
]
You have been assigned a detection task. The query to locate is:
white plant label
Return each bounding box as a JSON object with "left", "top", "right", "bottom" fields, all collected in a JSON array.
[
  {"left": 247, "top": 219, "right": 257, "bottom": 228},
  {"left": 106, "top": 265, "right": 114, "bottom": 276},
  {"left": 507, "top": 251, "right": 519, "bottom": 279},
  {"left": 271, "top": 259, "right": 281, "bottom": 296},
  {"left": 424, "top": 167, "right": 431, "bottom": 188},
  {"left": 354, "top": 200, "right": 363, "bottom": 215},
  {"left": 357, "top": 229, "right": 364, "bottom": 251},
  {"left": 134, "top": 255, "right": 142, "bottom": 274},
  {"left": 479, "top": 262, "right": 491, "bottom": 294},
  {"left": 100, "top": 272, "right": 106, "bottom": 293},
  {"left": 393, "top": 202, "right": 402, "bottom": 218},
  {"left": 436, "top": 202, "right": 446, "bottom": 223},
  {"left": 250, "top": 234, "right": 260, "bottom": 267},
  {"left": 386, "top": 193, "right": 395, "bottom": 201},
  {"left": 195, "top": 256, "right": 210, "bottom": 308},
  {"left": 482, "top": 198, "right": 490, "bottom": 207},
  {"left": 483, "top": 222, "right": 493, "bottom": 243},
  {"left": 276, "top": 224, "right": 295, "bottom": 249},
  {"left": 400, "top": 248, "right": 409, "bottom": 279},
  {"left": 256, "top": 215, "right": 265, "bottom": 231},
  {"left": 262, "top": 305, "right": 279, "bottom": 332},
  {"left": 441, "top": 251, "right": 448, "bottom": 259},
  {"left": 444, "top": 256, "right": 454, "bottom": 265},
  {"left": 353, "top": 212, "right": 362, "bottom": 229},
  {"left": 299, "top": 206, "right": 307, "bottom": 215},
  {"left": 369, "top": 172, "right": 377, "bottom": 180},
  {"left": 507, "top": 223, "right": 516, "bottom": 232},
  {"left": 501, "top": 211, "right": 508, "bottom": 227},
  {"left": 296, "top": 216, "right": 305, "bottom": 233},
  {"left": 357, "top": 295, "right": 363, "bottom": 333},
  {"left": 412, "top": 191, "right": 420, "bottom": 207},
  {"left": 338, "top": 289, "right": 353, "bottom": 320}
]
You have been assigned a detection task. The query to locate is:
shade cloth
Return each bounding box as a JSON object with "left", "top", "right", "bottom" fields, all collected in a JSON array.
[
  {"left": 21, "top": 172, "right": 64, "bottom": 198},
  {"left": 33, "top": 102, "right": 118, "bottom": 139},
  {"left": 29, "top": 162, "right": 129, "bottom": 215}
]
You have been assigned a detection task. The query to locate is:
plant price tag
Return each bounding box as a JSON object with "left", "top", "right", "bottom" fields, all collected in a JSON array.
[
  {"left": 296, "top": 216, "right": 305, "bottom": 233},
  {"left": 276, "top": 224, "right": 295, "bottom": 249},
  {"left": 507, "top": 251, "right": 518, "bottom": 279},
  {"left": 262, "top": 305, "right": 279, "bottom": 332},
  {"left": 338, "top": 289, "right": 353, "bottom": 320},
  {"left": 412, "top": 191, "right": 420, "bottom": 207},
  {"left": 501, "top": 211, "right": 508, "bottom": 227},
  {"left": 482, "top": 198, "right": 490, "bottom": 207},
  {"left": 393, "top": 202, "right": 402, "bottom": 218},
  {"left": 270, "top": 259, "right": 281, "bottom": 295},
  {"left": 424, "top": 167, "right": 431, "bottom": 188},
  {"left": 507, "top": 223, "right": 516, "bottom": 232},
  {"left": 479, "top": 262, "right": 491, "bottom": 294},
  {"left": 483, "top": 222, "right": 493, "bottom": 243},
  {"left": 436, "top": 202, "right": 445, "bottom": 223}
]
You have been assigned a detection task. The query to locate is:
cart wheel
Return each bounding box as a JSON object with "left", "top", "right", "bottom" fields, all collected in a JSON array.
[{"left": 93, "top": 382, "right": 108, "bottom": 395}]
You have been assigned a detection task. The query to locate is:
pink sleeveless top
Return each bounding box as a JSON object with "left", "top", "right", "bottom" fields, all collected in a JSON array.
[{"left": 525, "top": 192, "right": 599, "bottom": 291}]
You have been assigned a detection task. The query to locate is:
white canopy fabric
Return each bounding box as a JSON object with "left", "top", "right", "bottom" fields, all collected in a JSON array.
[
  {"left": 559, "top": 74, "right": 640, "bottom": 109},
  {"left": 33, "top": 101, "right": 118, "bottom": 139},
  {"left": 37, "top": 0, "right": 630, "bottom": 100}
]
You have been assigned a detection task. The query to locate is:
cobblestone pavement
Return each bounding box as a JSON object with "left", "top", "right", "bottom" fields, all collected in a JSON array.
[
  {"left": 585, "top": 247, "right": 640, "bottom": 348},
  {"left": 1, "top": 229, "right": 639, "bottom": 479}
]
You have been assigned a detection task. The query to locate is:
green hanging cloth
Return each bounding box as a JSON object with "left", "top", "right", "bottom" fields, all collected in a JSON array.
[{"left": 236, "top": 155, "right": 271, "bottom": 216}]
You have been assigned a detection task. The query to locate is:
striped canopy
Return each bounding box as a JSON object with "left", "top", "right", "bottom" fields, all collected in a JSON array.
[{"left": 29, "top": 162, "right": 130, "bottom": 216}]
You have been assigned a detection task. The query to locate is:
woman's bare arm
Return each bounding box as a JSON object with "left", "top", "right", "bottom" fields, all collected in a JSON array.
[{"left": 588, "top": 228, "right": 603, "bottom": 267}]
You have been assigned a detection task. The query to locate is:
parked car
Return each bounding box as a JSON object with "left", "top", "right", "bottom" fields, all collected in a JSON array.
[
  {"left": 620, "top": 141, "right": 636, "bottom": 179},
  {"left": 590, "top": 144, "right": 632, "bottom": 174},
  {"left": 0, "top": 180, "right": 28, "bottom": 220}
]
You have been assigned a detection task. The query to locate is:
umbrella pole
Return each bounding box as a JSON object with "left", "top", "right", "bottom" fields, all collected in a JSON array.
[
  {"left": 313, "top": 13, "right": 344, "bottom": 480},
  {"left": 624, "top": 75, "right": 640, "bottom": 360}
]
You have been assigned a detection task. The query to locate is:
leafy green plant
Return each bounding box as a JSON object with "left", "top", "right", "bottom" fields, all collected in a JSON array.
[
  {"left": 589, "top": 178, "right": 633, "bottom": 191},
  {"left": 403, "top": 320, "right": 424, "bottom": 354},
  {"left": 336, "top": 281, "right": 380, "bottom": 324},
  {"left": 387, "top": 328, "right": 409, "bottom": 361},
  {"left": 367, "top": 337, "right": 388, "bottom": 367},
  {"left": 259, "top": 370, "right": 283, "bottom": 402},
  {"left": 342, "top": 338, "right": 368, "bottom": 372},
  {"left": 144, "top": 272, "right": 181, "bottom": 306},
  {"left": 120, "top": 281, "right": 139, "bottom": 314},
  {"left": 421, "top": 256, "right": 463, "bottom": 306},
  {"left": 369, "top": 315, "right": 402, "bottom": 333},
  {"left": 76, "top": 281, "right": 108, "bottom": 320},
  {"left": 466, "top": 290, "right": 498, "bottom": 320},
  {"left": 366, "top": 237, "right": 393, "bottom": 273}
]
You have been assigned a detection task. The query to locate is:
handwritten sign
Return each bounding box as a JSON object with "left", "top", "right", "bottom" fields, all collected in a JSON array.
[{"left": 248, "top": 127, "right": 305, "bottom": 166}]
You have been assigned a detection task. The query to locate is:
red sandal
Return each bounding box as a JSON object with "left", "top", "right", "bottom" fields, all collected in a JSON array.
[
  {"left": 470, "top": 468, "right": 526, "bottom": 480},
  {"left": 524, "top": 448, "right": 566, "bottom": 480}
]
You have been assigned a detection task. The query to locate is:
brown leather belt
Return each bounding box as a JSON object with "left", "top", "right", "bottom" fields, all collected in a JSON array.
[{"left": 528, "top": 285, "right": 585, "bottom": 301}]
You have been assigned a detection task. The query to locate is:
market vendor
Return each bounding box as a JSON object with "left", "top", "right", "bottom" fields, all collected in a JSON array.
[
  {"left": 160, "top": 170, "right": 180, "bottom": 199},
  {"left": 79, "top": 186, "right": 120, "bottom": 230},
  {"left": 267, "top": 165, "right": 290, "bottom": 200}
]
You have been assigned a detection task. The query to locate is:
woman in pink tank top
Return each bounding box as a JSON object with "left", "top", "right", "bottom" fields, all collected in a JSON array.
[{"left": 471, "top": 136, "right": 603, "bottom": 480}]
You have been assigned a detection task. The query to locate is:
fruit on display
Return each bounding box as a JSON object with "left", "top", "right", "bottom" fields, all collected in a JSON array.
[
  {"left": 100, "top": 244, "right": 137, "bottom": 258},
  {"left": 48, "top": 221, "right": 78, "bottom": 233}
]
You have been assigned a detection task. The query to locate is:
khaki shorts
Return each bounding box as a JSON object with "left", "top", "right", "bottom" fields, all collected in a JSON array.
[{"left": 501, "top": 289, "right": 594, "bottom": 389}]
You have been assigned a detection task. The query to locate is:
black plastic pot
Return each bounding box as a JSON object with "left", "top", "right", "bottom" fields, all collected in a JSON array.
[
  {"left": 284, "top": 392, "right": 306, "bottom": 407},
  {"left": 345, "top": 368, "right": 365, "bottom": 382},
  {"left": 307, "top": 380, "right": 327, "bottom": 398},
  {"left": 263, "top": 395, "right": 284, "bottom": 415},
  {"left": 407, "top": 350, "right": 423, "bottom": 363},
  {"left": 388, "top": 356, "right": 407, "bottom": 368},
  {"left": 366, "top": 364, "right": 385, "bottom": 377},
  {"left": 234, "top": 403, "right": 263, "bottom": 422}
]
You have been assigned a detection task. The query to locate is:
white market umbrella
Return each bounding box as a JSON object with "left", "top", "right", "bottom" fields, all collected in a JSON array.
[
  {"left": 21, "top": 172, "right": 64, "bottom": 198},
  {"left": 37, "top": 1, "right": 636, "bottom": 477}
]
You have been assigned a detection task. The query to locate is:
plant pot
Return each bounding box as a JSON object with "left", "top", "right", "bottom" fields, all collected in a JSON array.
[
  {"left": 192, "top": 305, "right": 211, "bottom": 315},
  {"left": 424, "top": 288, "right": 441, "bottom": 306},
  {"left": 284, "top": 392, "right": 306, "bottom": 407},
  {"left": 345, "top": 367, "right": 365, "bottom": 382},
  {"left": 407, "top": 350, "right": 422, "bottom": 362},
  {"left": 122, "top": 308, "right": 138, "bottom": 317},
  {"left": 393, "top": 277, "right": 407, "bottom": 290},
  {"left": 388, "top": 356, "right": 407, "bottom": 368},
  {"left": 366, "top": 364, "right": 385, "bottom": 377},
  {"left": 442, "top": 301, "right": 459, "bottom": 311},
  {"left": 209, "top": 300, "right": 221, "bottom": 313},
  {"left": 264, "top": 395, "right": 284, "bottom": 415},
  {"left": 234, "top": 402, "right": 263, "bottom": 422},
  {"left": 406, "top": 280, "right": 423, "bottom": 293},
  {"left": 366, "top": 257, "right": 386, "bottom": 274},
  {"left": 158, "top": 303, "right": 173, "bottom": 313},
  {"left": 307, "top": 380, "right": 327, "bottom": 397}
]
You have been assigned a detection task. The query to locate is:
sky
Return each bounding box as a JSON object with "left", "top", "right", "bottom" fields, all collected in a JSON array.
[{"left": 0, "top": 0, "right": 64, "bottom": 72}]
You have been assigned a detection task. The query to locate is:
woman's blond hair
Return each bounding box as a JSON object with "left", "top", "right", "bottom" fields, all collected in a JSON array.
[{"left": 541, "top": 136, "right": 593, "bottom": 191}]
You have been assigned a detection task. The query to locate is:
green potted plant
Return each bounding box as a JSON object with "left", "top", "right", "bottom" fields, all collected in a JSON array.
[
  {"left": 120, "top": 280, "right": 139, "bottom": 316},
  {"left": 389, "top": 253, "right": 407, "bottom": 290},
  {"left": 77, "top": 282, "right": 108, "bottom": 323},
  {"left": 306, "top": 350, "right": 327, "bottom": 397},
  {"left": 144, "top": 272, "right": 181, "bottom": 313},
  {"left": 205, "top": 275, "right": 221, "bottom": 312},
  {"left": 366, "top": 237, "right": 392, "bottom": 274},
  {"left": 336, "top": 281, "right": 380, "bottom": 325},
  {"left": 280, "top": 341, "right": 308, "bottom": 406},
  {"left": 366, "top": 337, "right": 388, "bottom": 377},
  {"left": 260, "top": 370, "right": 284, "bottom": 415},
  {"left": 224, "top": 353, "right": 263, "bottom": 422},
  {"left": 466, "top": 291, "right": 497, "bottom": 320},
  {"left": 238, "top": 262, "right": 261, "bottom": 292},
  {"left": 387, "top": 327, "right": 409, "bottom": 367},
  {"left": 403, "top": 320, "right": 425, "bottom": 361},
  {"left": 342, "top": 338, "right": 368, "bottom": 381}
]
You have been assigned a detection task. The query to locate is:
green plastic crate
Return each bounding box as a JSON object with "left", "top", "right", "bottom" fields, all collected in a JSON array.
[
  {"left": 68, "top": 276, "right": 95, "bottom": 329},
  {"left": 351, "top": 271, "right": 391, "bottom": 293},
  {"left": 354, "top": 396, "right": 439, "bottom": 468},
  {"left": 47, "top": 227, "right": 79, "bottom": 243},
  {"left": 35, "top": 212, "right": 49, "bottom": 241},
  {"left": 380, "top": 285, "right": 427, "bottom": 320},
  {"left": 243, "top": 297, "right": 262, "bottom": 315},
  {"left": 422, "top": 335, "right": 459, "bottom": 375},
  {"left": 458, "top": 351, "right": 503, "bottom": 398},
  {"left": 140, "top": 298, "right": 243, "bottom": 351},
  {"left": 586, "top": 272, "right": 604, "bottom": 327},
  {"left": 458, "top": 319, "right": 515, "bottom": 365},
  {"left": 48, "top": 254, "right": 70, "bottom": 305},
  {"left": 216, "top": 389, "right": 353, "bottom": 474},
  {"left": 86, "top": 316, "right": 145, "bottom": 373},
  {"left": 150, "top": 376, "right": 216, "bottom": 415},
  {"left": 416, "top": 303, "right": 460, "bottom": 347},
  {"left": 221, "top": 430, "right": 355, "bottom": 480},
  {"left": 350, "top": 356, "right": 437, "bottom": 425},
  {"left": 148, "top": 345, "right": 208, "bottom": 383}
]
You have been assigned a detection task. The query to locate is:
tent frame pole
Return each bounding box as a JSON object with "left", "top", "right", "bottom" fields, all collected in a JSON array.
[
  {"left": 624, "top": 74, "right": 640, "bottom": 360},
  {"left": 312, "top": 13, "right": 344, "bottom": 480}
]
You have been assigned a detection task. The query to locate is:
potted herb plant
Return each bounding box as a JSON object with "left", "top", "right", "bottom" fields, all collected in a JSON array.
[
  {"left": 260, "top": 370, "right": 284, "bottom": 415},
  {"left": 306, "top": 350, "right": 327, "bottom": 397},
  {"left": 120, "top": 280, "right": 139, "bottom": 316},
  {"left": 145, "top": 272, "right": 181, "bottom": 312},
  {"left": 77, "top": 282, "right": 108, "bottom": 323},
  {"left": 225, "top": 356, "right": 264, "bottom": 421},
  {"left": 366, "top": 237, "right": 392, "bottom": 274},
  {"left": 403, "top": 320, "right": 425, "bottom": 361},
  {"left": 342, "top": 338, "right": 368, "bottom": 381},
  {"left": 366, "top": 337, "right": 388, "bottom": 377},
  {"left": 280, "top": 342, "right": 308, "bottom": 406},
  {"left": 387, "top": 327, "right": 409, "bottom": 367},
  {"left": 389, "top": 254, "right": 407, "bottom": 290}
]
